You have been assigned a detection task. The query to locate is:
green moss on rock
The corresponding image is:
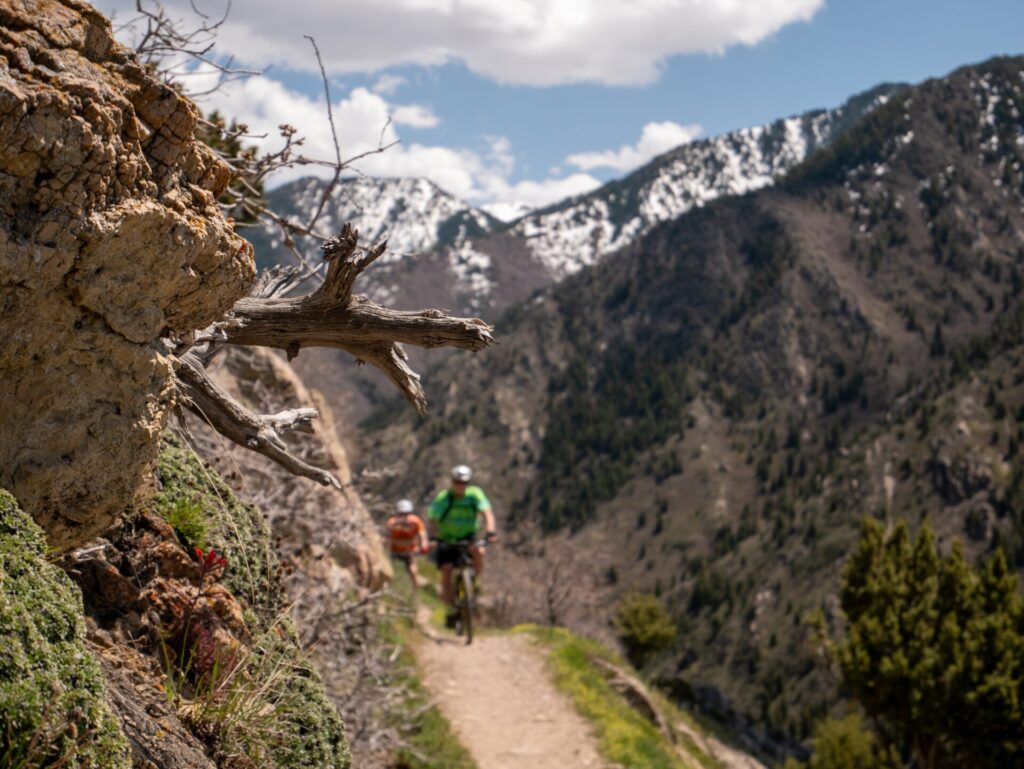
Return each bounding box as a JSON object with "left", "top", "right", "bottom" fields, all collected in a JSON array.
[
  {"left": 154, "top": 435, "right": 351, "bottom": 769},
  {"left": 0, "top": 489, "right": 131, "bottom": 769},
  {"left": 156, "top": 434, "right": 283, "bottom": 620}
]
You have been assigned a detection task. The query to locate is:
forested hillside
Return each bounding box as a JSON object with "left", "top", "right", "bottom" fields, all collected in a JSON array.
[
  {"left": 363, "top": 55, "right": 1024, "bottom": 755},
  {"left": 250, "top": 83, "right": 900, "bottom": 430}
]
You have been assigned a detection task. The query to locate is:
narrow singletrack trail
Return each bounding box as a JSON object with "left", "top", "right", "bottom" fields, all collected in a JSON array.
[{"left": 414, "top": 607, "right": 606, "bottom": 769}]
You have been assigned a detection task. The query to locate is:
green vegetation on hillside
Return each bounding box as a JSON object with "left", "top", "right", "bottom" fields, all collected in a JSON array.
[
  {"left": 524, "top": 625, "right": 723, "bottom": 769},
  {"left": 371, "top": 54, "right": 1024, "bottom": 757},
  {"left": 531, "top": 348, "right": 693, "bottom": 531},
  {"left": 784, "top": 715, "right": 896, "bottom": 769},
  {"left": 819, "top": 518, "right": 1024, "bottom": 768},
  {"left": 613, "top": 592, "right": 678, "bottom": 668},
  {"left": 0, "top": 490, "right": 131, "bottom": 769}
]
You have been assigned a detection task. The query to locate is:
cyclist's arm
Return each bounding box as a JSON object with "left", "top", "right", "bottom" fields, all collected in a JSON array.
[
  {"left": 426, "top": 491, "right": 445, "bottom": 542},
  {"left": 480, "top": 506, "right": 497, "bottom": 539}
]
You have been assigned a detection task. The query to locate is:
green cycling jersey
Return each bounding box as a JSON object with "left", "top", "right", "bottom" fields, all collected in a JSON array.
[{"left": 428, "top": 485, "right": 491, "bottom": 542}]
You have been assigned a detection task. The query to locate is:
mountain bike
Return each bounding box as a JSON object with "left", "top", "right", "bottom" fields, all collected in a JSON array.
[{"left": 448, "top": 538, "right": 488, "bottom": 645}]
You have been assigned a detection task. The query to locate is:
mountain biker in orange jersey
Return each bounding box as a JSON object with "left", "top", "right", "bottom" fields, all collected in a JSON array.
[
  {"left": 427, "top": 465, "right": 497, "bottom": 625},
  {"left": 386, "top": 499, "right": 428, "bottom": 592}
]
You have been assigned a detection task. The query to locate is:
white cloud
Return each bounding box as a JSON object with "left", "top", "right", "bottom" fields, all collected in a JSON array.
[
  {"left": 189, "top": 68, "right": 595, "bottom": 208},
  {"left": 567, "top": 121, "right": 703, "bottom": 172},
  {"left": 372, "top": 74, "right": 407, "bottom": 95},
  {"left": 97, "top": 0, "right": 824, "bottom": 87},
  {"left": 391, "top": 104, "right": 440, "bottom": 128}
]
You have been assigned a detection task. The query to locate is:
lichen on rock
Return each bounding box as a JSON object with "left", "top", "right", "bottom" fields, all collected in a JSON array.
[
  {"left": 0, "top": 487, "right": 131, "bottom": 768},
  {"left": 0, "top": 0, "right": 255, "bottom": 551}
]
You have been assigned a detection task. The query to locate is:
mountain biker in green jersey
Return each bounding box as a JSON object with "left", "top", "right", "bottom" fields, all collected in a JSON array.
[{"left": 427, "top": 464, "right": 497, "bottom": 625}]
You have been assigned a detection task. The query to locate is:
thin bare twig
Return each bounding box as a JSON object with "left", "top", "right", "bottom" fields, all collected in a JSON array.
[{"left": 303, "top": 35, "right": 344, "bottom": 233}]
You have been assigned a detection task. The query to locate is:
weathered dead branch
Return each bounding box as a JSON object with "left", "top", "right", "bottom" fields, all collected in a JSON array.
[
  {"left": 176, "top": 352, "right": 341, "bottom": 488},
  {"left": 220, "top": 225, "right": 494, "bottom": 411},
  {"left": 175, "top": 223, "right": 493, "bottom": 485},
  {"left": 125, "top": 2, "right": 493, "bottom": 524}
]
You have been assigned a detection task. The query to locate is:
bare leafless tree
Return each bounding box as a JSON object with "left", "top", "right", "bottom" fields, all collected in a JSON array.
[
  {"left": 176, "top": 226, "right": 493, "bottom": 488},
  {"left": 540, "top": 554, "right": 577, "bottom": 627},
  {"left": 117, "top": 1, "right": 494, "bottom": 486}
]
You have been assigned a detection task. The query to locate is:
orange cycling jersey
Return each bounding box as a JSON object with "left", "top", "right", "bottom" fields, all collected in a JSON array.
[{"left": 387, "top": 514, "right": 425, "bottom": 554}]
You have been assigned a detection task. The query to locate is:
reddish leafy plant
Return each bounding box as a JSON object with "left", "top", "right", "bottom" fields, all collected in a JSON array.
[{"left": 193, "top": 547, "right": 229, "bottom": 582}]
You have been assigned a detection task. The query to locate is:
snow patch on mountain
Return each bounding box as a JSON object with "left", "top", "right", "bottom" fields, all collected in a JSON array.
[
  {"left": 253, "top": 87, "right": 897, "bottom": 311},
  {"left": 483, "top": 201, "right": 534, "bottom": 222},
  {"left": 448, "top": 240, "right": 494, "bottom": 308},
  {"left": 511, "top": 103, "right": 884, "bottom": 279},
  {"left": 266, "top": 176, "right": 497, "bottom": 262}
]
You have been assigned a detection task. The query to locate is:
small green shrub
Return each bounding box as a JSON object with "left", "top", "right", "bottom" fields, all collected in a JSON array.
[
  {"left": 612, "top": 592, "right": 677, "bottom": 668},
  {"left": 782, "top": 714, "right": 898, "bottom": 769},
  {"left": 160, "top": 497, "right": 210, "bottom": 549}
]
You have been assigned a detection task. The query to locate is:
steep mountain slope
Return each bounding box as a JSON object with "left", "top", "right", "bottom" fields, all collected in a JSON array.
[
  {"left": 361, "top": 55, "right": 1024, "bottom": 758},
  {"left": 259, "top": 86, "right": 899, "bottom": 429},
  {"left": 252, "top": 85, "right": 898, "bottom": 318},
  {"left": 510, "top": 82, "right": 897, "bottom": 281}
]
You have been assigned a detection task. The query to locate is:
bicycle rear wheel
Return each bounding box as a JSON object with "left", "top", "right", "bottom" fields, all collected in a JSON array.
[{"left": 459, "top": 568, "right": 474, "bottom": 645}]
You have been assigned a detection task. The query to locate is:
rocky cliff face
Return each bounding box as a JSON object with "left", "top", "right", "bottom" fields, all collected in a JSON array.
[
  {"left": 191, "top": 345, "right": 392, "bottom": 594},
  {"left": 0, "top": 0, "right": 254, "bottom": 550},
  {"left": 182, "top": 346, "right": 394, "bottom": 765}
]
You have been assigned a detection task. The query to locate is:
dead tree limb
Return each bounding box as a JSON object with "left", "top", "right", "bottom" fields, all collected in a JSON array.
[
  {"left": 176, "top": 352, "right": 341, "bottom": 488},
  {"left": 130, "top": 5, "right": 495, "bottom": 489},
  {"left": 174, "top": 223, "right": 494, "bottom": 484},
  {"left": 220, "top": 225, "right": 494, "bottom": 411}
]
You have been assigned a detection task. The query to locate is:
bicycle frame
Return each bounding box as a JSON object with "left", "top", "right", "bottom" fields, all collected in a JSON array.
[{"left": 447, "top": 539, "right": 487, "bottom": 645}]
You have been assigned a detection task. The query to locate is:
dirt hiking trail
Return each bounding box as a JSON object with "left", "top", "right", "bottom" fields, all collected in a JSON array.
[{"left": 414, "top": 607, "right": 606, "bottom": 769}]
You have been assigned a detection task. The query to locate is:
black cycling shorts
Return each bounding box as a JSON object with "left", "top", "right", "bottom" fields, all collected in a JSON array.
[{"left": 435, "top": 536, "right": 476, "bottom": 568}]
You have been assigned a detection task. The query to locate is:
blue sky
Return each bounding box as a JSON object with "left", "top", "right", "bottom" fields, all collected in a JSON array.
[{"left": 100, "top": 0, "right": 1024, "bottom": 216}]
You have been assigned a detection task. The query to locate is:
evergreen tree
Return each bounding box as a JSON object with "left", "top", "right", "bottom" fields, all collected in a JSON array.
[
  {"left": 196, "top": 110, "right": 264, "bottom": 223},
  {"left": 828, "top": 518, "right": 1024, "bottom": 769},
  {"left": 612, "top": 592, "right": 677, "bottom": 668}
]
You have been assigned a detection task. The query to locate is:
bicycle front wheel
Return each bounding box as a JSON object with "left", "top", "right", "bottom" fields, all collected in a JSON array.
[{"left": 459, "top": 568, "right": 474, "bottom": 645}]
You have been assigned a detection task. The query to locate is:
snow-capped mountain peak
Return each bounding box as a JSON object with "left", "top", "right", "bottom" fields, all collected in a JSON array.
[
  {"left": 249, "top": 175, "right": 500, "bottom": 270},
  {"left": 248, "top": 82, "right": 902, "bottom": 316}
]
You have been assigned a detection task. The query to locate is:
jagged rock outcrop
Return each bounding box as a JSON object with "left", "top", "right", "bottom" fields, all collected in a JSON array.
[
  {"left": 0, "top": 0, "right": 254, "bottom": 550},
  {"left": 189, "top": 346, "right": 392, "bottom": 593}
]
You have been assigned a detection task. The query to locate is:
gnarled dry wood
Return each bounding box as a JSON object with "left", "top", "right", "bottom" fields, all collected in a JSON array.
[
  {"left": 174, "top": 222, "right": 495, "bottom": 488},
  {"left": 221, "top": 225, "right": 494, "bottom": 412},
  {"left": 176, "top": 352, "right": 341, "bottom": 488}
]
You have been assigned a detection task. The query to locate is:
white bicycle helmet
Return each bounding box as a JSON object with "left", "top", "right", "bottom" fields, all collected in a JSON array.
[
  {"left": 396, "top": 499, "right": 415, "bottom": 514},
  {"left": 451, "top": 464, "right": 472, "bottom": 483}
]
